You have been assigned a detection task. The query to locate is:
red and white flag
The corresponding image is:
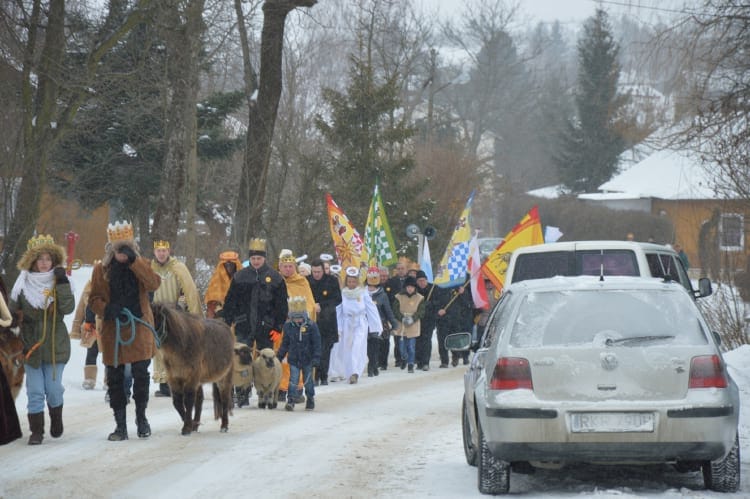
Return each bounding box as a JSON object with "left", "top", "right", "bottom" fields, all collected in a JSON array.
[{"left": 468, "top": 233, "right": 489, "bottom": 310}]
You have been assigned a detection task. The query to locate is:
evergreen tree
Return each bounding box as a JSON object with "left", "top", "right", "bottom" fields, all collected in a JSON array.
[
  {"left": 315, "top": 54, "right": 429, "bottom": 246},
  {"left": 556, "top": 9, "right": 628, "bottom": 193}
]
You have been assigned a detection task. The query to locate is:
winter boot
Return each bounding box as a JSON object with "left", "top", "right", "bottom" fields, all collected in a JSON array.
[
  {"left": 400, "top": 360, "right": 407, "bottom": 370},
  {"left": 408, "top": 364, "right": 414, "bottom": 373},
  {"left": 320, "top": 374, "right": 328, "bottom": 386},
  {"left": 285, "top": 401, "right": 294, "bottom": 411},
  {"left": 135, "top": 406, "right": 151, "bottom": 438},
  {"left": 27, "top": 412, "right": 44, "bottom": 445},
  {"left": 48, "top": 404, "right": 63, "bottom": 438},
  {"left": 108, "top": 409, "right": 128, "bottom": 441},
  {"left": 349, "top": 374, "right": 359, "bottom": 384},
  {"left": 154, "top": 383, "right": 171, "bottom": 397},
  {"left": 305, "top": 397, "right": 315, "bottom": 411},
  {"left": 82, "top": 365, "right": 97, "bottom": 390}
]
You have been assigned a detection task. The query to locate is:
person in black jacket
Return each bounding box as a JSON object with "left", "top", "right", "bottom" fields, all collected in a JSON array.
[
  {"left": 223, "top": 238, "right": 288, "bottom": 352},
  {"left": 307, "top": 258, "right": 342, "bottom": 385},
  {"left": 415, "top": 270, "right": 448, "bottom": 371},
  {"left": 223, "top": 238, "right": 288, "bottom": 406},
  {"left": 365, "top": 267, "right": 398, "bottom": 377}
]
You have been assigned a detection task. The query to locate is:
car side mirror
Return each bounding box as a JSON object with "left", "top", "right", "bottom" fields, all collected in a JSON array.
[
  {"left": 444, "top": 332, "right": 472, "bottom": 352},
  {"left": 697, "top": 277, "right": 713, "bottom": 298}
]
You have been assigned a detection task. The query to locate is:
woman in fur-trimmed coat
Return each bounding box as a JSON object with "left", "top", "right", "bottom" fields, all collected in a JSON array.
[
  {"left": 10, "top": 236, "right": 75, "bottom": 445},
  {"left": 88, "top": 229, "right": 160, "bottom": 441}
]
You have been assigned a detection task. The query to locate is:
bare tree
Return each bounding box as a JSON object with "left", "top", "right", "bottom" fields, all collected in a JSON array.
[
  {"left": 151, "top": 0, "right": 206, "bottom": 271},
  {"left": 0, "top": 0, "right": 150, "bottom": 279},
  {"left": 661, "top": 2, "right": 750, "bottom": 201},
  {"left": 232, "top": 0, "right": 318, "bottom": 248}
]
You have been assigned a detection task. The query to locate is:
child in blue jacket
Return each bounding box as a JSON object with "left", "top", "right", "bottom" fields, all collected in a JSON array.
[{"left": 277, "top": 296, "right": 321, "bottom": 411}]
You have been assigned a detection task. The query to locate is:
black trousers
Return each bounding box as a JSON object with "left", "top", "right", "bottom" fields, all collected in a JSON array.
[
  {"left": 378, "top": 332, "right": 391, "bottom": 368},
  {"left": 436, "top": 326, "right": 451, "bottom": 365},
  {"left": 415, "top": 327, "right": 434, "bottom": 367},
  {"left": 107, "top": 359, "right": 150, "bottom": 412},
  {"left": 367, "top": 335, "right": 380, "bottom": 373},
  {"left": 318, "top": 336, "right": 335, "bottom": 381}
]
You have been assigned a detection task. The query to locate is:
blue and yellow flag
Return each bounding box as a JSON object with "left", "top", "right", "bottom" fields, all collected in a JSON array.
[
  {"left": 364, "top": 183, "right": 398, "bottom": 267},
  {"left": 434, "top": 191, "right": 475, "bottom": 288}
]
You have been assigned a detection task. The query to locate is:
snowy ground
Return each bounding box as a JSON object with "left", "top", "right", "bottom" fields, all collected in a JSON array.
[{"left": 1, "top": 267, "right": 749, "bottom": 498}]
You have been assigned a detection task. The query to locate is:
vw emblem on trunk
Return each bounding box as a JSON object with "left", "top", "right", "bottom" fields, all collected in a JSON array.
[{"left": 600, "top": 352, "right": 619, "bottom": 371}]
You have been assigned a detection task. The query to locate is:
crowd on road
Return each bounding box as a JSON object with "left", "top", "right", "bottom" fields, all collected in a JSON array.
[{"left": 0, "top": 222, "right": 484, "bottom": 446}]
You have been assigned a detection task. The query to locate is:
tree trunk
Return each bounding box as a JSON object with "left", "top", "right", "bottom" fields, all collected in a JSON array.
[
  {"left": 233, "top": 0, "right": 317, "bottom": 248},
  {"left": 151, "top": 0, "right": 205, "bottom": 255},
  {"left": 0, "top": 1, "right": 148, "bottom": 278}
]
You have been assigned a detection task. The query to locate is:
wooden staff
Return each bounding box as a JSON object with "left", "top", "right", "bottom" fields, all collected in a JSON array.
[{"left": 440, "top": 280, "right": 470, "bottom": 312}]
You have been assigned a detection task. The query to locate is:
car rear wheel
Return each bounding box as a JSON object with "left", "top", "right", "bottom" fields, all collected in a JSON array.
[
  {"left": 462, "top": 398, "right": 477, "bottom": 466},
  {"left": 702, "top": 434, "right": 740, "bottom": 492},
  {"left": 477, "top": 421, "right": 509, "bottom": 495}
]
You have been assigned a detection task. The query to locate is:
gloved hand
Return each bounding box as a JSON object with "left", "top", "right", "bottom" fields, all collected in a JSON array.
[
  {"left": 104, "top": 303, "right": 124, "bottom": 321},
  {"left": 269, "top": 329, "right": 282, "bottom": 343},
  {"left": 118, "top": 245, "right": 137, "bottom": 264},
  {"left": 53, "top": 267, "right": 69, "bottom": 284},
  {"left": 223, "top": 261, "right": 237, "bottom": 278}
]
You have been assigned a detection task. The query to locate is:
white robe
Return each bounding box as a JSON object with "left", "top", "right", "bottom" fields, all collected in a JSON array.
[{"left": 328, "top": 286, "right": 382, "bottom": 380}]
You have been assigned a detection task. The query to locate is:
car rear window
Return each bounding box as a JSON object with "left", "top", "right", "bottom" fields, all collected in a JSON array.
[
  {"left": 577, "top": 250, "right": 639, "bottom": 276},
  {"left": 513, "top": 251, "right": 573, "bottom": 282},
  {"left": 509, "top": 289, "right": 708, "bottom": 348}
]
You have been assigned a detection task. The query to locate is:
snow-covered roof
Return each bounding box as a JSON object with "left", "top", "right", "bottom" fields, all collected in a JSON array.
[{"left": 597, "top": 149, "right": 719, "bottom": 200}]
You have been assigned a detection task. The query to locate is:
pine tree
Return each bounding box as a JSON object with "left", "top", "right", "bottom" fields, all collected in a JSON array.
[
  {"left": 556, "top": 9, "right": 628, "bottom": 193},
  {"left": 315, "top": 55, "right": 429, "bottom": 244}
]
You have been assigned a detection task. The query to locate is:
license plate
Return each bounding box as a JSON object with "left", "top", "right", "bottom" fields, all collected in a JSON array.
[{"left": 570, "top": 412, "right": 655, "bottom": 433}]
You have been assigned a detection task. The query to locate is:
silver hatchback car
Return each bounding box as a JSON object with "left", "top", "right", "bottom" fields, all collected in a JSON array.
[{"left": 449, "top": 276, "right": 740, "bottom": 495}]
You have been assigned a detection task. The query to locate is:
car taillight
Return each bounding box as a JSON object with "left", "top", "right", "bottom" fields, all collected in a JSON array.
[
  {"left": 490, "top": 357, "right": 533, "bottom": 390},
  {"left": 689, "top": 355, "right": 728, "bottom": 388}
]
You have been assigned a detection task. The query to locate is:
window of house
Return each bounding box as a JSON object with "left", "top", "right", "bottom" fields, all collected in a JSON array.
[{"left": 720, "top": 213, "right": 744, "bottom": 251}]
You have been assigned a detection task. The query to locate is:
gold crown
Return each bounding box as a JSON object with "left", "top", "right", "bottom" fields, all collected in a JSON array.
[
  {"left": 107, "top": 221, "right": 134, "bottom": 243},
  {"left": 27, "top": 234, "right": 55, "bottom": 250},
  {"left": 288, "top": 296, "right": 307, "bottom": 315},
  {"left": 248, "top": 238, "right": 266, "bottom": 252},
  {"left": 279, "top": 248, "right": 296, "bottom": 264},
  {"left": 153, "top": 240, "right": 170, "bottom": 250}
]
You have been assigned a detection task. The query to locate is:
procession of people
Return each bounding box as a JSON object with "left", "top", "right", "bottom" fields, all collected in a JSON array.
[{"left": 0, "top": 220, "right": 484, "bottom": 447}]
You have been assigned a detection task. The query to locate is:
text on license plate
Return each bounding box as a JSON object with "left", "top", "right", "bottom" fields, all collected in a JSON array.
[{"left": 570, "top": 412, "right": 655, "bottom": 433}]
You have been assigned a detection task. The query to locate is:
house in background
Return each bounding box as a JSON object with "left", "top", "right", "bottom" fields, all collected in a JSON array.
[
  {"left": 1, "top": 183, "right": 109, "bottom": 266},
  {"left": 577, "top": 149, "right": 750, "bottom": 277}
]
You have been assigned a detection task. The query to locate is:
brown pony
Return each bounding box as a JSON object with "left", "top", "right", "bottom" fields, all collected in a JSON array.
[
  {"left": 151, "top": 303, "right": 234, "bottom": 435},
  {"left": 0, "top": 329, "right": 24, "bottom": 400}
]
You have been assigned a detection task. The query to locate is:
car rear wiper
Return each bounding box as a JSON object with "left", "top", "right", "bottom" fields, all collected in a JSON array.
[{"left": 605, "top": 335, "right": 675, "bottom": 346}]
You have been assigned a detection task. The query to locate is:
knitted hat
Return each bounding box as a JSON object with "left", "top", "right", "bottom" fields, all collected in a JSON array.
[
  {"left": 404, "top": 276, "right": 418, "bottom": 288},
  {"left": 416, "top": 270, "right": 427, "bottom": 280}
]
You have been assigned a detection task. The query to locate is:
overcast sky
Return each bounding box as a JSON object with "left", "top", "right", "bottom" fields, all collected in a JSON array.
[{"left": 427, "top": 0, "right": 685, "bottom": 25}]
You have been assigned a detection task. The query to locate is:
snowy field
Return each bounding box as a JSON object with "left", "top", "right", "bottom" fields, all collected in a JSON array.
[{"left": 1, "top": 266, "right": 749, "bottom": 498}]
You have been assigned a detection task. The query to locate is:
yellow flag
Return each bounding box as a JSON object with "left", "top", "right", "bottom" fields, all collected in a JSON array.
[
  {"left": 481, "top": 206, "right": 544, "bottom": 292},
  {"left": 326, "top": 193, "right": 368, "bottom": 274}
]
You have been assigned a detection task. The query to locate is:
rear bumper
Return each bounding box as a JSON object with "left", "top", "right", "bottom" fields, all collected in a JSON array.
[{"left": 488, "top": 441, "right": 728, "bottom": 463}]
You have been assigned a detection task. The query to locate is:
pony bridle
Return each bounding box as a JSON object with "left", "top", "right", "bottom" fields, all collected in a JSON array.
[{"left": 0, "top": 346, "right": 24, "bottom": 380}]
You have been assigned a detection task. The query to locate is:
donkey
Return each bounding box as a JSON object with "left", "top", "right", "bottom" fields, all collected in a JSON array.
[
  {"left": 0, "top": 329, "right": 24, "bottom": 400},
  {"left": 151, "top": 303, "right": 234, "bottom": 435}
]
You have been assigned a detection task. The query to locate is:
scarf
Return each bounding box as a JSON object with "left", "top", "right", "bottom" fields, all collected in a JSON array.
[{"left": 11, "top": 270, "right": 55, "bottom": 310}]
